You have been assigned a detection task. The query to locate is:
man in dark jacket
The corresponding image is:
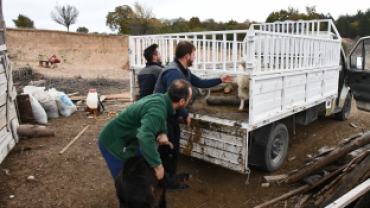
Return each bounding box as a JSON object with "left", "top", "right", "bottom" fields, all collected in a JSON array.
[
  {"left": 153, "top": 41, "right": 233, "bottom": 189},
  {"left": 98, "top": 79, "right": 192, "bottom": 181},
  {"left": 138, "top": 44, "right": 164, "bottom": 99}
]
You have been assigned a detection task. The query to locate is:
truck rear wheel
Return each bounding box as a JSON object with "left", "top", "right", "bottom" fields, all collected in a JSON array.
[
  {"left": 249, "top": 122, "right": 289, "bottom": 172},
  {"left": 335, "top": 93, "right": 352, "bottom": 121}
]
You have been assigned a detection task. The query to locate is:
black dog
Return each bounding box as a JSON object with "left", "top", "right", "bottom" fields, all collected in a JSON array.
[{"left": 115, "top": 155, "right": 191, "bottom": 208}]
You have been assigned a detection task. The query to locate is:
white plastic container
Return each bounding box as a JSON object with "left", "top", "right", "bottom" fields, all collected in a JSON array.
[{"left": 86, "top": 89, "right": 98, "bottom": 109}]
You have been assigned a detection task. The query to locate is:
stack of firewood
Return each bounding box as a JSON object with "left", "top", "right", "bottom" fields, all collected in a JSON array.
[
  {"left": 206, "top": 83, "right": 244, "bottom": 107},
  {"left": 255, "top": 131, "right": 370, "bottom": 208}
]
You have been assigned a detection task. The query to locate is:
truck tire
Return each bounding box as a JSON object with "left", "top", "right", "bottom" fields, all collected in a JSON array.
[
  {"left": 249, "top": 122, "right": 289, "bottom": 172},
  {"left": 335, "top": 93, "right": 352, "bottom": 121}
]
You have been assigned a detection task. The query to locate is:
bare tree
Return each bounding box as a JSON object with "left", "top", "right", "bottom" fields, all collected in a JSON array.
[{"left": 51, "top": 4, "right": 79, "bottom": 31}]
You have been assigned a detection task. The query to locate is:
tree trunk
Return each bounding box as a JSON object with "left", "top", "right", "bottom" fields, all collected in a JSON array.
[
  {"left": 206, "top": 96, "right": 246, "bottom": 107},
  {"left": 210, "top": 83, "right": 228, "bottom": 93},
  {"left": 18, "top": 124, "right": 55, "bottom": 138},
  {"left": 287, "top": 131, "right": 370, "bottom": 184}
]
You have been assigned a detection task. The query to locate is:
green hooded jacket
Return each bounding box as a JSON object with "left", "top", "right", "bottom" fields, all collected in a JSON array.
[{"left": 99, "top": 93, "right": 174, "bottom": 167}]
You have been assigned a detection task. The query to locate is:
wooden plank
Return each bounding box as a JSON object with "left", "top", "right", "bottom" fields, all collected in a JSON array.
[
  {"left": 0, "top": 44, "right": 7, "bottom": 51},
  {"left": 11, "top": 118, "right": 19, "bottom": 143},
  {"left": 0, "top": 126, "right": 6, "bottom": 138},
  {"left": 0, "top": 82, "right": 6, "bottom": 106},
  {"left": 0, "top": 105, "right": 6, "bottom": 129},
  {"left": 16, "top": 94, "right": 33, "bottom": 123},
  {"left": 0, "top": 72, "right": 6, "bottom": 84},
  {"left": 0, "top": 62, "right": 4, "bottom": 74},
  {"left": 0, "top": 133, "right": 15, "bottom": 164},
  {"left": 0, "top": 93, "right": 5, "bottom": 107},
  {"left": 263, "top": 174, "right": 288, "bottom": 183},
  {"left": 7, "top": 99, "right": 16, "bottom": 131},
  {"left": 69, "top": 93, "right": 131, "bottom": 101},
  {"left": 325, "top": 178, "right": 370, "bottom": 208}
]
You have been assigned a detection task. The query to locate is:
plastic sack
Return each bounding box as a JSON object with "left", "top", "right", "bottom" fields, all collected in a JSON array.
[
  {"left": 38, "top": 91, "right": 59, "bottom": 119},
  {"left": 48, "top": 88, "right": 58, "bottom": 101},
  {"left": 56, "top": 91, "right": 77, "bottom": 117},
  {"left": 23, "top": 86, "right": 45, "bottom": 101},
  {"left": 29, "top": 94, "right": 48, "bottom": 124}
]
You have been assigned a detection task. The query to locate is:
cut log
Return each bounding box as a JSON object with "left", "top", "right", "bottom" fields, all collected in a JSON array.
[
  {"left": 263, "top": 174, "right": 288, "bottom": 183},
  {"left": 320, "top": 154, "right": 370, "bottom": 207},
  {"left": 18, "top": 124, "right": 55, "bottom": 138},
  {"left": 210, "top": 83, "right": 228, "bottom": 93},
  {"left": 287, "top": 131, "right": 370, "bottom": 184},
  {"left": 206, "top": 96, "right": 246, "bottom": 107},
  {"left": 224, "top": 83, "right": 237, "bottom": 94},
  {"left": 261, "top": 183, "right": 270, "bottom": 188}
]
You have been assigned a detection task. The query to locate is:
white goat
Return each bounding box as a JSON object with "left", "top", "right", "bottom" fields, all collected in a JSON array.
[{"left": 237, "top": 58, "right": 250, "bottom": 111}]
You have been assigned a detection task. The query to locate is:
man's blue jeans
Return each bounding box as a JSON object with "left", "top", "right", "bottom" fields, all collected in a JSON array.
[{"left": 98, "top": 139, "right": 142, "bottom": 179}]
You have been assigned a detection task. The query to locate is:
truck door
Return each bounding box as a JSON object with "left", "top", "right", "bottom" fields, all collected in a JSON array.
[{"left": 346, "top": 36, "right": 370, "bottom": 112}]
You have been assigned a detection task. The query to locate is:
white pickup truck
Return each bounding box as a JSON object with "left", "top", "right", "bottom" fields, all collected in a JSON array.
[{"left": 128, "top": 19, "right": 370, "bottom": 180}]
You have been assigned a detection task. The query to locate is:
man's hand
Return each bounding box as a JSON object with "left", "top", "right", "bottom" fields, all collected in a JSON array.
[
  {"left": 221, "top": 75, "right": 233, "bottom": 83},
  {"left": 157, "top": 134, "right": 169, "bottom": 146},
  {"left": 184, "top": 115, "right": 191, "bottom": 127},
  {"left": 153, "top": 164, "right": 164, "bottom": 180}
]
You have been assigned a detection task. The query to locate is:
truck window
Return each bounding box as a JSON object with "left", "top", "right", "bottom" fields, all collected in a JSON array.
[
  {"left": 350, "top": 41, "right": 363, "bottom": 70},
  {"left": 365, "top": 39, "right": 370, "bottom": 70}
]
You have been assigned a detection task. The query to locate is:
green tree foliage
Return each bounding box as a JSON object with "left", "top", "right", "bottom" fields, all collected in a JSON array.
[
  {"left": 12, "top": 14, "right": 34, "bottom": 28},
  {"left": 357, "top": 11, "right": 370, "bottom": 37},
  {"left": 106, "top": 5, "right": 133, "bottom": 34},
  {"left": 51, "top": 4, "right": 79, "bottom": 31},
  {"left": 76, "top": 27, "right": 89, "bottom": 33},
  {"left": 266, "top": 7, "right": 300, "bottom": 22},
  {"left": 105, "top": 3, "right": 370, "bottom": 39},
  {"left": 129, "top": 2, "right": 158, "bottom": 35},
  {"left": 335, "top": 9, "right": 370, "bottom": 38},
  {"left": 188, "top": 17, "right": 201, "bottom": 30}
]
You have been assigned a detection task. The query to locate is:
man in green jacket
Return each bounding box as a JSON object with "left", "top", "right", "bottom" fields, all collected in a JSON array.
[{"left": 98, "top": 79, "right": 192, "bottom": 180}]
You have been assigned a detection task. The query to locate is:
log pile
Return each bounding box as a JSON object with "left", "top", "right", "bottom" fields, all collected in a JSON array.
[{"left": 255, "top": 131, "right": 370, "bottom": 208}]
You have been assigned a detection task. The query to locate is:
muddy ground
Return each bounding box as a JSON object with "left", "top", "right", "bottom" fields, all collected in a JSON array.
[
  {"left": 1, "top": 100, "right": 369, "bottom": 207},
  {"left": 1, "top": 67, "right": 370, "bottom": 208}
]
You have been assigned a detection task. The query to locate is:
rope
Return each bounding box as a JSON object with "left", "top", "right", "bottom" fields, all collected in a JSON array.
[{"left": 94, "top": 110, "right": 117, "bottom": 121}]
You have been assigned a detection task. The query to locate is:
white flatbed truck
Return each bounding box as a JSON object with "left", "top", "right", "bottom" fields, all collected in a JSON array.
[{"left": 128, "top": 19, "right": 370, "bottom": 182}]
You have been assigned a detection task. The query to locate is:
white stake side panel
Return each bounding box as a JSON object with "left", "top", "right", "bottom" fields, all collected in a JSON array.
[
  {"left": 248, "top": 67, "right": 340, "bottom": 125},
  {"left": 128, "top": 19, "right": 341, "bottom": 77}
]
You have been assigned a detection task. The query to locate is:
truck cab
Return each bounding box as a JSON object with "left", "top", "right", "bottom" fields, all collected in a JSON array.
[{"left": 346, "top": 36, "right": 370, "bottom": 112}]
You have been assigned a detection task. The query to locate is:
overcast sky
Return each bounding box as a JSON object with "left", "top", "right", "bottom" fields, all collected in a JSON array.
[{"left": 3, "top": 0, "right": 369, "bottom": 33}]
